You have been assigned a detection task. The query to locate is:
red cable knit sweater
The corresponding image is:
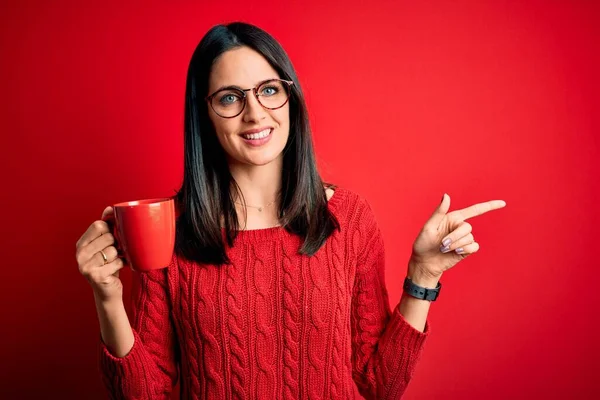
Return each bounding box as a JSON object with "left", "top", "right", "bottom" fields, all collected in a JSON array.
[{"left": 99, "top": 187, "right": 430, "bottom": 399}]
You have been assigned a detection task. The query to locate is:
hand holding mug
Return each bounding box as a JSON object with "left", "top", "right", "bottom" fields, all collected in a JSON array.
[
  {"left": 75, "top": 197, "right": 176, "bottom": 303},
  {"left": 75, "top": 206, "right": 126, "bottom": 303}
]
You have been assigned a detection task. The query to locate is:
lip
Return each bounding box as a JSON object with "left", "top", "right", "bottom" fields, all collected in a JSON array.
[
  {"left": 240, "top": 128, "right": 273, "bottom": 147},
  {"left": 239, "top": 126, "right": 274, "bottom": 136}
]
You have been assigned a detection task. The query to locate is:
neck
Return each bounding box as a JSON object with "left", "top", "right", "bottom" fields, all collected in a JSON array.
[{"left": 228, "top": 158, "right": 283, "bottom": 208}]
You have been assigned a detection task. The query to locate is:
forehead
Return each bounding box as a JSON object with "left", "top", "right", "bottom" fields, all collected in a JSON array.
[{"left": 208, "top": 46, "right": 279, "bottom": 92}]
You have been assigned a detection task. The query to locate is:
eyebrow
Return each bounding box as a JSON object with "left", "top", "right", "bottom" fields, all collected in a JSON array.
[{"left": 211, "top": 77, "right": 279, "bottom": 94}]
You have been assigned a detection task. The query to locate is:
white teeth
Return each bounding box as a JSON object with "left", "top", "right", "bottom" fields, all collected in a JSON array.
[{"left": 243, "top": 129, "right": 271, "bottom": 140}]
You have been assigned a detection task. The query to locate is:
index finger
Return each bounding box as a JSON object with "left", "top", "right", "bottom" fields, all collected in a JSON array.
[
  {"left": 454, "top": 200, "right": 506, "bottom": 221},
  {"left": 75, "top": 207, "right": 114, "bottom": 249}
]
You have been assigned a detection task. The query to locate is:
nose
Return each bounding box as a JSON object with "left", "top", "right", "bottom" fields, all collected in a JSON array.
[{"left": 242, "top": 91, "right": 267, "bottom": 123}]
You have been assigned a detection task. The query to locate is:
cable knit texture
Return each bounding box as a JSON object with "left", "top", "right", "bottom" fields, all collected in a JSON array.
[{"left": 99, "top": 187, "right": 430, "bottom": 399}]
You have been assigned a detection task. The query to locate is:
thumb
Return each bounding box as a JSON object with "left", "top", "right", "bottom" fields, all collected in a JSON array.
[
  {"left": 428, "top": 193, "right": 451, "bottom": 227},
  {"left": 438, "top": 193, "right": 451, "bottom": 214},
  {"left": 101, "top": 206, "right": 114, "bottom": 222}
]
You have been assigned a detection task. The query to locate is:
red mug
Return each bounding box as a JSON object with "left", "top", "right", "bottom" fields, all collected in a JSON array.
[{"left": 106, "top": 197, "right": 176, "bottom": 272}]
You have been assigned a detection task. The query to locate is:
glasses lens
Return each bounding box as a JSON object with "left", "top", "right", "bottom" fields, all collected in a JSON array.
[
  {"left": 257, "top": 80, "right": 290, "bottom": 109},
  {"left": 211, "top": 88, "right": 245, "bottom": 117}
]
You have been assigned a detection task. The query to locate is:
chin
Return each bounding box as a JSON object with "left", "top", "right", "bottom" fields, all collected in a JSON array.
[
  {"left": 244, "top": 153, "right": 282, "bottom": 166},
  {"left": 240, "top": 143, "right": 286, "bottom": 167}
]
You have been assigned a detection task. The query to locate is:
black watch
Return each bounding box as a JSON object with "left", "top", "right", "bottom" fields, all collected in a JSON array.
[{"left": 403, "top": 276, "right": 442, "bottom": 301}]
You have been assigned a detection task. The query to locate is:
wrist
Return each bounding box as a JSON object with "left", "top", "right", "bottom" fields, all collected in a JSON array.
[
  {"left": 407, "top": 276, "right": 440, "bottom": 289},
  {"left": 407, "top": 261, "right": 442, "bottom": 288},
  {"left": 93, "top": 291, "right": 124, "bottom": 310}
]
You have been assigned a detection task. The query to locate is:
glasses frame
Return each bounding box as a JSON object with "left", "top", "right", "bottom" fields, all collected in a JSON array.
[{"left": 205, "top": 78, "right": 295, "bottom": 119}]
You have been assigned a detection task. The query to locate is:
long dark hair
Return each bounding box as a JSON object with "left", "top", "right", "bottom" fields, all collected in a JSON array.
[{"left": 174, "top": 21, "right": 339, "bottom": 265}]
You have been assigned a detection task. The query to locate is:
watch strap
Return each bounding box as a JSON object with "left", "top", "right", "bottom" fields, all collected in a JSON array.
[{"left": 403, "top": 276, "right": 442, "bottom": 301}]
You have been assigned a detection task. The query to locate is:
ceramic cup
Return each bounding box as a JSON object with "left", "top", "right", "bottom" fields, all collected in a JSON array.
[{"left": 105, "top": 197, "right": 176, "bottom": 272}]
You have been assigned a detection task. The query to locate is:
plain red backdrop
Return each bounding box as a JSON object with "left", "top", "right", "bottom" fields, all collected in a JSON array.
[{"left": 1, "top": 0, "right": 598, "bottom": 398}]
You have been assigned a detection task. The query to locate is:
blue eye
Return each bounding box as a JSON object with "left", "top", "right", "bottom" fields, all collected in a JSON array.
[
  {"left": 261, "top": 86, "right": 279, "bottom": 96},
  {"left": 219, "top": 93, "right": 240, "bottom": 106}
]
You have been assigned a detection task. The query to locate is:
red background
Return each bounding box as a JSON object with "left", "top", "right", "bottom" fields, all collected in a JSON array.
[{"left": 1, "top": 0, "right": 598, "bottom": 398}]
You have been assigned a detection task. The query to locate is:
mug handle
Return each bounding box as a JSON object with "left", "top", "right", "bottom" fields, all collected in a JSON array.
[{"left": 101, "top": 209, "right": 129, "bottom": 266}]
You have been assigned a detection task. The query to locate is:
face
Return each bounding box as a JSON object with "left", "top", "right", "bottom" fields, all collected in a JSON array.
[{"left": 207, "top": 46, "right": 290, "bottom": 167}]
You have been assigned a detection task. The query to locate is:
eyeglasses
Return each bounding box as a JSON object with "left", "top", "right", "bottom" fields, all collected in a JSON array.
[{"left": 205, "top": 78, "right": 294, "bottom": 118}]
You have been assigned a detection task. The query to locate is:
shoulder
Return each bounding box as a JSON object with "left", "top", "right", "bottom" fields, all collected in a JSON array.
[
  {"left": 325, "top": 184, "right": 377, "bottom": 228},
  {"left": 328, "top": 187, "right": 384, "bottom": 268}
]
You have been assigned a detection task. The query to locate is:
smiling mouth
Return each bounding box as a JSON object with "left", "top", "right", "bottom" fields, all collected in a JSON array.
[{"left": 241, "top": 128, "right": 272, "bottom": 140}]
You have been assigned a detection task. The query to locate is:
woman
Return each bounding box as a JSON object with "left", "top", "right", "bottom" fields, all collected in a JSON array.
[{"left": 75, "top": 22, "right": 506, "bottom": 399}]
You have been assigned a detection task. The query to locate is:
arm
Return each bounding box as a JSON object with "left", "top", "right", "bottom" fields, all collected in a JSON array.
[
  {"left": 98, "top": 265, "right": 179, "bottom": 399},
  {"left": 397, "top": 263, "right": 440, "bottom": 333},
  {"left": 94, "top": 295, "right": 134, "bottom": 357},
  {"left": 351, "top": 200, "right": 430, "bottom": 400}
]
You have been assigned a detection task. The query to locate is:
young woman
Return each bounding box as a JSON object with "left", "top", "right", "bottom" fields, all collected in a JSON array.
[{"left": 75, "top": 22, "right": 506, "bottom": 399}]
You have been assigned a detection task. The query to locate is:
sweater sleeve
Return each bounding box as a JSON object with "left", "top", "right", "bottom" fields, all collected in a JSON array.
[
  {"left": 98, "top": 262, "right": 179, "bottom": 399},
  {"left": 350, "top": 198, "right": 430, "bottom": 400}
]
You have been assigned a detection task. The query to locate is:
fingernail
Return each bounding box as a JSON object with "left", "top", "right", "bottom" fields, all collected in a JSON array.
[
  {"left": 442, "top": 238, "right": 451, "bottom": 247},
  {"left": 440, "top": 245, "right": 451, "bottom": 253},
  {"left": 455, "top": 248, "right": 465, "bottom": 254}
]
